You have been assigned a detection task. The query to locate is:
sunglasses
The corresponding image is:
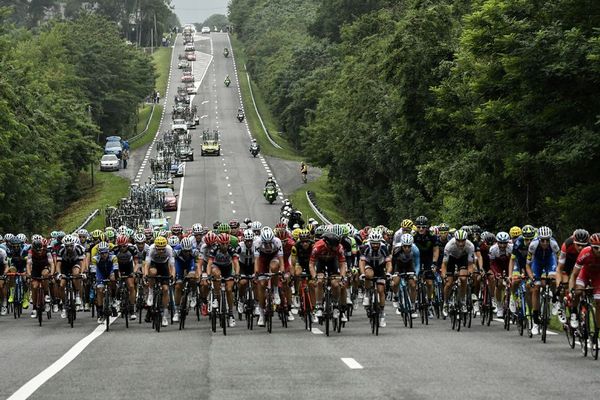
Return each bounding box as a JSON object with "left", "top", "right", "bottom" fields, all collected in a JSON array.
[
  {"left": 417, "top": 225, "right": 428, "bottom": 229},
  {"left": 592, "top": 245, "right": 600, "bottom": 251},
  {"left": 540, "top": 239, "right": 549, "bottom": 243},
  {"left": 574, "top": 242, "right": 587, "bottom": 247}
]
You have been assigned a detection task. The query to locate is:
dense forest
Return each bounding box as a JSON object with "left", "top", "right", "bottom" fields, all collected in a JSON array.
[
  {"left": 229, "top": 0, "right": 600, "bottom": 235},
  {"left": 0, "top": 3, "right": 168, "bottom": 232}
]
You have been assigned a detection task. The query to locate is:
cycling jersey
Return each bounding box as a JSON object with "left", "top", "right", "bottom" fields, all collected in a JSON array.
[
  {"left": 57, "top": 245, "right": 85, "bottom": 274},
  {"left": 443, "top": 238, "right": 475, "bottom": 275},
  {"left": 236, "top": 240, "right": 255, "bottom": 276},
  {"left": 254, "top": 237, "right": 283, "bottom": 257},
  {"left": 174, "top": 248, "right": 199, "bottom": 279},
  {"left": 559, "top": 237, "right": 585, "bottom": 275},
  {"left": 392, "top": 244, "right": 420, "bottom": 275},
  {"left": 0, "top": 247, "right": 9, "bottom": 275},
  {"left": 527, "top": 237, "right": 559, "bottom": 281},
  {"left": 360, "top": 243, "right": 391, "bottom": 277},
  {"left": 8, "top": 245, "right": 28, "bottom": 273},
  {"left": 145, "top": 244, "right": 174, "bottom": 265},
  {"left": 574, "top": 247, "right": 600, "bottom": 300},
  {"left": 310, "top": 239, "right": 346, "bottom": 275},
  {"left": 92, "top": 254, "right": 118, "bottom": 283},
  {"left": 341, "top": 236, "right": 358, "bottom": 267},
  {"left": 27, "top": 249, "right": 53, "bottom": 278},
  {"left": 292, "top": 241, "right": 313, "bottom": 272},
  {"left": 114, "top": 245, "right": 138, "bottom": 275},
  {"left": 479, "top": 242, "right": 491, "bottom": 272},
  {"left": 281, "top": 236, "right": 295, "bottom": 272},
  {"left": 134, "top": 243, "right": 150, "bottom": 266},
  {"left": 489, "top": 243, "right": 513, "bottom": 277},
  {"left": 413, "top": 232, "right": 438, "bottom": 268},
  {"left": 511, "top": 236, "right": 530, "bottom": 274},
  {"left": 208, "top": 246, "right": 238, "bottom": 279},
  {"left": 90, "top": 242, "right": 115, "bottom": 258}
]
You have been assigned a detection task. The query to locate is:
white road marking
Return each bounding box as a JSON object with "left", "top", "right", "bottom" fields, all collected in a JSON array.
[
  {"left": 202, "top": 100, "right": 209, "bottom": 104},
  {"left": 229, "top": 192, "right": 232, "bottom": 196},
  {"left": 175, "top": 173, "right": 185, "bottom": 224},
  {"left": 493, "top": 318, "right": 559, "bottom": 334},
  {"left": 232, "top": 210, "right": 236, "bottom": 213},
  {"left": 7, "top": 317, "right": 117, "bottom": 399},
  {"left": 311, "top": 328, "right": 323, "bottom": 334},
  {"left": 341, "top": 358, "right": 364, "bottom": 369},
  {"left": 200, "top": 115, "right": 208, "bottom": 119}
]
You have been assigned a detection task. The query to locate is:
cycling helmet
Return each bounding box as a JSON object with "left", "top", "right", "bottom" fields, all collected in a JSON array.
[
  {"left": 117, "top": 225, "right": 128, "bottom": 235},
  {"left": 291, "top": 228, "right": 302, "bottom": 240},
  {"left": 430, "top": 226, "right": 439, "bottom": 236},
  {"left": 332, "top": 224, "right": 344, "bottom": 238},
  {"left": 314, "top": 226, "right": 325, "bottom": 238},
  {"left": 154, "top": 237, "right": 167, "bottom": 248},
  {"left": 274, "top": 227, "right": 288, "bottom": 240},
  {"left": 217, "top": 223, "right": 231, "bottom": 234},
  {"left": 78, "top": 229, "right": 89, "bottom": 237},
  {"left": 471, "top": 225, "right": 482, "bottom": 234},
  {"left": 415, "top": 216, "right": 429, "bottom": 227},
  {"left": 152, "top": 230, "right": 161, "bottom": 240},
  {"left": 16, "top": 233, "right": 27, "bottom": 243},
  {"left": 32, "top": 239, "right": 45, "bottom": 252},
  {"left": 496, "top": 232, "right": 510, "bottom": 243},
  {"left": 212, "top": 220, "right": 221, "bottom": 230},
  {"left": 105, "top": 230, "right": 115, "bottom": 240},
  {"left": 573, "top": 229, "right": 590, "bottom": 245},
  {"left": 31, "top": 234, "right": 43, "bottom": 243},
  {"left": 62, "top": 235, "right": 76, "bottom": 245},
  {"left": 521, "top": 225, "right": 536, "bottom": 239},
  {"left": 454, "top": 230, "right": 468, "bottom": 241},
  {"left": 449, "top": 228, "right": 456, "bottom": 236},
  {"left": 192, "top": 223, "right": 203, "bottom": 234},
  {"left": 260, "top": 227, "right": 274, "bottom": 242},
  {"left": 116, "top": 234, "right": 129, "bottom": 246},
  {"left": 400, "top": 233, "right": 414, "bottom": 246},
  {"left": 158, "top": 230, "right": 168, "bottom": 238},
  {"left": 91, "top": 229, "right": 103, "bottom": 240},
  {"left": 181, "top": 237, "right": 194, "bottom": 250},
  {"left": 251, "top": 221, "right": 262, "bottom": 232},
  {"left": 401, "top": 219, "right": 414, "bottom": 230},
  {"left": 97, "top": 241, "right": 110, "bottom": 253},
  {"left": 50, "top": 231, "right": 58, "bottom": 239},
  {"left": 168, "top": 235, "right": 180, "bottom": 246},
  {"left": 509, "top": 226, "right": 522, "bottom": 239},
  {"left": 537, "top": 226, "right": 552, "bottom": 239},
  {"left": 134, "top": 233, "right": 146, "bottom": 243},
  {"left": 229, "top": 219, "right": 240, "bottom": 229},
  {"left": 482, "top": 232, "right": 495, "bottom": 245},
  {"left": 438, "top": 223, "right": 450, "bottom": 233},
  {"left": 341, "top": 225, "right": 350, "bottom": 237},
  {"left": 368, "top": 229, "right": 383, "bottom": 243},
  {"left": 243, "top": 217, "right": 252, "bottom": 226},
  {"left": 217, "top": 233, "right": 231, "bottom": 245},
  {"left": 323, "top": 232, "right": 340, "bottom": 247},
  {"left": 589, "top": 233, "right": 600, "bottom": 246},
  {"left": 4, "top": 233, "right": 14, "bottom": 242},
  {"left": 298, "top": 229, "right": 311, "bottom": 241},
  {"left": 56, "top": 231, "right": 66, "bottom": 239},
  {"left": 243, "top": 229, "right": 255, "bottom": 241},
  {"left": 275, "top": 222, "right": 287, "bottom": 229},
  {"left": 171, "top": 224, "right": 183, "bottom": 234},
  {"left": 204, "top": 232, "right": 218, "bottom": 246}
]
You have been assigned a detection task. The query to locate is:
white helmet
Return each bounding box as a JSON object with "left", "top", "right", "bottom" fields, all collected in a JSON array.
[
  {"left": 117, "top": 225, "right": 128, "bottom": 235},
  {"left": 368, "top": 229, "right": 383, "bottom": 243},
  {"left": 180, "top": 237, "right": 193, "bottom": 250},
  {"left": 496, "top": 231, "right": 510, "bottom": 243},
  {"left": 168, "top": 235, "right": 180, "bottom": 246},
  {"left": 192, "top": 223, "right": 203, "bottom": 234},
  {"left": 243, "top": 229, "right": 255, "bottom": 241},
  {"left": 400, "top": 233, "right": 414, "bottom": 246},
  {"left": 537, "top": 226, "right": 552, "bottom": 239},
  {"left": 260, "top": 227, "right": 274, "bottom": 242},
  {"left": 62, "top": 235, "right": 76, "bottom": 245},
  {"left": 251, "top": 221, "right": 262, "bottom": 231}
]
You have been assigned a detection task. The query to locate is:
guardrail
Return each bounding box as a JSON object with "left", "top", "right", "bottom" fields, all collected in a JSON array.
[
  {"left": 72, "top": 208, "right": 99, "bottom": 234},
  {"left": 128, "top": 104, "right": 156, "bottom": 143},
  {"left": 245, "top": 68, "right": 283, "bottom": 150},
  {"left": 306, "top": 191, "right": 332, "bottom": 225}
]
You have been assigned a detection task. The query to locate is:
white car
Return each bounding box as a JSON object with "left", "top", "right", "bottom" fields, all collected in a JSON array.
[
  {"left": 201, "top": 26, "right": 210, "bottom": 34},
  {"left": 100, "top": 154, "right": 120, "bottom": 171}
]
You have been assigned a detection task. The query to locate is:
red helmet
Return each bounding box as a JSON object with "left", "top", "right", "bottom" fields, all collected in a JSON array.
[
  {"left": 171, "top": 224, "right": 183, "bottom": 234},
  {"left": 274, "top": 227, "right": 287, "bottom": 240},
  {"left": 228, "top": 219, "right": 240, "bottom": 228},
  {"left": 275, "top": 222, "right": 287, "bottom": 229},
  {"left": 590, "top": 233, "right": 600, "bottom": 246},
  {"left": 116, "top": 234, "right": 129, "bottom": 246},
  {"left": 204, "top": 232, "right": 218, "bottom": 246},
  {"left": 217, "top": 233, "right": 231, "bottom": 245}
]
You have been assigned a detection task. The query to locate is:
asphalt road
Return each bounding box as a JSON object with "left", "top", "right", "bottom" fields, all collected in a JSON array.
[{"left": 2, "top": 33, "right": 598, "bottom": 400}]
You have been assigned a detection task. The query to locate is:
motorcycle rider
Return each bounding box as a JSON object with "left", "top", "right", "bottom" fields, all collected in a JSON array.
[
  {"left": 249, "top": 138, "right": 260, "bottom": 154},
  {"left": 237, "top": 108, "right": 245, "bottom": 121}
]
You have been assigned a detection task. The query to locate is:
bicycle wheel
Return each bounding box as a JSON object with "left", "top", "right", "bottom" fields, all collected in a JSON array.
[
  {"left": 123, "top": 295, "right": 130, "bottom": 329},
  {"left": 580, "top": 304, "right": 589, "bottom": 357},
  {"left": 220, "top": 291, "right": 227, "bottom": 336},
  {"left": 155, "top": 290, "right": 162, "bottom": 333},
  {"left": 374, "top": 302, "right": 380, "bottom": 336},
  {"left": 179, "top": 293, "right": 187, "bottom": 331},
  {"left": 589, "top": 306, "right": 598, "bottom": 360},
  {"left": 104, "top": 292, "right": 111, "bottom": 332},
  {"left": 541, "top": 294, "right": 549, "bottom": 343}
]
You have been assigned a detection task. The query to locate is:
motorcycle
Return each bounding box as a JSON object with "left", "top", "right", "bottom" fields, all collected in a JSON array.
[
  {"left": 223, "top": 48, "right": 229, "bottom": 57},
  {"left": 249, "top": 144, "right": 259, "bottom": 157},
  {"left": 224, "top": 77, "right": 231, "bottom": 87},
  {"left": 237, "top": 112, "right": 244, "bottom": 122},
  {"left": 263, "top": 185, "right": 277, "bottom": 204}
]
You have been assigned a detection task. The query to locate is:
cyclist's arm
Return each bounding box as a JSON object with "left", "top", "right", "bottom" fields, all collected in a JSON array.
[
  {"left": 413, "top": 245, "right": 421, "bottom": 276},
  {"left": 432, "top": 244, "right": 439, "bottom": 267},
  {"left": 233, "top": 257, "right": 240, "bottom": 276},
  {"left": 206, "top": 257, "right": 214, "bottom": 275},
  {"left": 508, "top": 255, "right": 515, "bottom": 278}
]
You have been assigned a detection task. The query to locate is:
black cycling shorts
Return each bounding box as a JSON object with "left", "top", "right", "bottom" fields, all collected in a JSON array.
[
  {"left": 316, "top": 258, "right": 340, "bottom": 276},
  {"left": 446, "top": 255, "right": 469, "bottom": 276}
]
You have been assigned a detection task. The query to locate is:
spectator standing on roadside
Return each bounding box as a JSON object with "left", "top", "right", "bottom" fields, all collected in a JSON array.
[{"left": 122, "top": 148, "right": 129, "bottom": 169}]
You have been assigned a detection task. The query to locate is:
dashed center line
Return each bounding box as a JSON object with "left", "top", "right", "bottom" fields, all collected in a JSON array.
[{"left": 341, "top": 358, "right": 364, "bottom": 369}]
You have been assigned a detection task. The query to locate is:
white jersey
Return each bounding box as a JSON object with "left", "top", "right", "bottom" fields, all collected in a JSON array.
[
  {"left": 254, "top": 237, "right": 283, "bottom": 257},
  {"left": 443, "top": 238, "right": 475, "bottom": 263},
  {"left": 145, "top": 244, "right": 174, "bottom": 265},
  {"left": 489, "top": 243, "right": 513, "bottom": 260}
]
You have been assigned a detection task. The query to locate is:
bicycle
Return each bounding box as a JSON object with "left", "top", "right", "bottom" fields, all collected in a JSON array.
[
  {"left": 363, "top": 277, "right": 383, "bottom": 336},
  {"left": 178, "top": 276, "right": 197, "bottom": 330},
  {"left": 575, "top": 287, "right": 599, "bottom": 359},
  {"left": 479, "top": 271, "right": 494, "bottom": 327},
  {"left": 432, "top": 269, "right": 444, "bottom": 319},
  {"left": 297, "top": 273, "right": 313, "bottom": 332},
  {"left": 239, "top": 275, "right": 256, "bottom": 330},
  {"left": 62, "top": 275, "right": 82, "bottom": 328},
  {"left": 6, "top": 272, "right": 27, "bottom": 319},
  {"left": 416, "top": 274, "right": 429, "bottom": 325},
  {"left": 538, "top": 276, "right": 556, "bottom": 343},
  {"left": 148, "top": 276, "right": 171, "bottom": 333},
  {"left": 135, "top": 272, "right": 146, "bottom": 324},
  {"left": 32, "top": 276, "right": 52, "bottom": 326},
  {"left": 396, "top": 273, "right": 413, "bottom": 329},
  {"left": 258, "top": 272, "right": 281, "bottom": 334},
  {"left": 447, "top": 274, "right": 462, "bottom": 332},
  {"left": 117, "top": 276, "right": 130, "bottom": 328},
  {"left": 86, "top": 271, "right": 96, "bottom": 318},
  {"left": 321, "top": 274, "right": 343, "bottom": 336},
  {"left": 99, "top": 279, "right": 115, "bottom": 332},
  {"left": 208, "top": 276, "right": 228, "bottom": 335}
]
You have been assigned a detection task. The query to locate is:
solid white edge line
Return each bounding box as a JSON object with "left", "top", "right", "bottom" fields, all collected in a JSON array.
[
  {"left": 7, "top": 316, "right": 117, "bottom": 400},
  {"left": 174, "top": 173, "right": 185, "bottom": 224},
  {"left": 341, "top": 358, "right": 363, "bottom": 369}
]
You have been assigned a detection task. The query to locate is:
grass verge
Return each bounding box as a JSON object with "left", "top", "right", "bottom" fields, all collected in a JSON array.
[
  {"left": 131, "top": 104, "right": 163, "bottom": 151},
  {"left": 56, "top": 171, "right": 131, "bottom": 233},
  {"left": 153, "top": 47, "right": 172, "bottom": 98},
  {"left": 230, "top": 35, "right": 300, "bottom": 161}
]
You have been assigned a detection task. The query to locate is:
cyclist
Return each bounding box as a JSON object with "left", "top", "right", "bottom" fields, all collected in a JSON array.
[
  {"left": 56, "top": 234, "right": 86, "bottom": 318},
  {"left": 173, "top": 237, "right": 200, "bottom": 323},
  {"left": 92, "top": 242, "right": 118, "bottom": 324},
  {"left": 0, "top": 244, "right": 8, "bottom": 315},
  {"left": 412, "top": 216, "right": 439, "bottom": 317},
  {"left": 569, "top": 233, "right": 600, "bottom": 329},
  {"left": 133, "top": 233, "right": 149, "bottom": 272},
  {"left": 6, "top": 236, "right": 30, "bottom": 311},
  {"left": 340, "top": 224, "right": 358, "bottom": 307},
  {"left": 441, "top": 229, "right": 476, "bottom": 316},
  {"left": 556, "top": 229, "right": 589, "bottom": 323},
  {"left": 292, "top": 229, "right": 316, "bottom": 320},
  {"left": 359, "top": 229, "right": 391, "bottom": 327},
  {"left": 509, "top": 226, "right": 522, "bottom": 243},
  {"left": 190, "top": 223, "right": 204, "bottom": 248},
  {"left": 206, "top": 233, "right": 240, "bottom": 327},
  {"left": 236, "top": 229, "right": 256, "bottom": 316},
  {"left": 310, "top": 231, "right": 348, "bottom": 323},
  {"left": 254, "top": 227, "right": 284, "bottom": 327},
  {"left": 114, "top": 234, "right": 138, "bottom": 320},
  {"left": 171, "top": 224, "right": 185, "bottom": 241},
  {"left": 391, "top": 233, "right": 420, "bottom": 318},
  {"left": 489, "top": 232, "right": 513, "bottom": 318},
  {"left": 143, "top": 236, "right": 175, "bottom": 328},
  {"left": 300, "top": 161, "right": 308, "bottom": 183},
  {"left": 525, "top": 226, "right": 560, "bottom": 335},
  {"left": 275, "top": 226, "right": 295, "bottom": 320},
  {"left": 508, "top": 225, "right": 536, "bottom": 314},
  {"left": 26, "top": 237, "right": 54, "bottom": 319}
]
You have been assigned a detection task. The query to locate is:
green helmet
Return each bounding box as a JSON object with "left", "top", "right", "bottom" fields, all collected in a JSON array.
[
  {"left": 217, "top": 223, "right": 231, "bottom": 234},
  {"left": 454, "top": 229, "right": 468, "bottom": 240},
  {"left": 104, "top": 229, "right": 115, "bottom": 239}
]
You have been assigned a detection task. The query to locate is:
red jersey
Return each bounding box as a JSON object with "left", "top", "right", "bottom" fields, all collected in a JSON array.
[{"left": 310, "top": 240, "right": 345, "bottom": 264}]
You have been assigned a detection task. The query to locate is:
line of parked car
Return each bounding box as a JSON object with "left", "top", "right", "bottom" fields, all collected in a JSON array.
[{"left": 100, "top": 136, "right": 128, "bottom": 171}]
